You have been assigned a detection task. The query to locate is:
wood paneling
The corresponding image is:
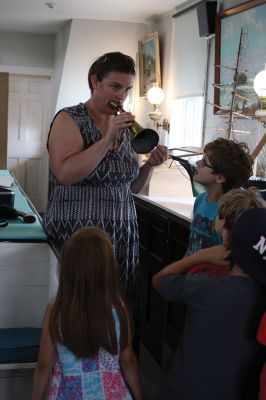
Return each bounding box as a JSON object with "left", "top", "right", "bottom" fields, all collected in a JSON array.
[
  {"left": 135, "top": 197, "right": 190, "bottom": 366},
  {"left": 0, "top": 73, "right": 8, "bottom": 169}
]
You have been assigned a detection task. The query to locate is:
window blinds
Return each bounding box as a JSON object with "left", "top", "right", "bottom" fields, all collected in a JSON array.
[
  {"left": 170, "top": 7, "right": 207, "bottom": 98},
  {"left": 169, "top": 96, "right": 204, "bottom": 148}
]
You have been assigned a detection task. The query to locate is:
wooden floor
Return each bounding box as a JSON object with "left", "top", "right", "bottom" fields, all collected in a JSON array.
[{"left": 0, "top": 367, "right": 35, "bottom": 400}]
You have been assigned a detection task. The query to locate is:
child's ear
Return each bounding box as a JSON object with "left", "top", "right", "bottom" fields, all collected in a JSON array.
[
  {"left": 215, "top": 174, "right": 226, "bottom": 184},
  {"left": 215, "top": 215, "right": 226, "bottom": 236},
  {"left": 215, "top": 217, "right": 229, "bottom": 247},
  {"left": 222, "top": 229, "right": 230, "bottom": 249}
]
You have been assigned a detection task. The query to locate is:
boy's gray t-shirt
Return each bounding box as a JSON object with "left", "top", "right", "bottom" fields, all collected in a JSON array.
[{"left": 157, "top": 273, "right": 264, "bottom": 400}]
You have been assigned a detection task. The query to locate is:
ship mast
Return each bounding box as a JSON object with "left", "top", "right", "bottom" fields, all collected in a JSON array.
[{"left": 225, "top": 27, "right": 248, "bottom": 138}]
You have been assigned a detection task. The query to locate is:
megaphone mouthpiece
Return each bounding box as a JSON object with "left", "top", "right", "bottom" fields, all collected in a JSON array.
[{"left": 108, "top": 101, "right": 159, "bottom": 154}]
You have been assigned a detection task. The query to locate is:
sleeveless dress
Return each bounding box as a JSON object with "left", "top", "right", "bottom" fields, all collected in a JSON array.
[
  {"left": 43, "top": 103, "right": 140, "bottom": 313},
  {"left": 47, "top": 309, "right": 132, "bottom": 400}
]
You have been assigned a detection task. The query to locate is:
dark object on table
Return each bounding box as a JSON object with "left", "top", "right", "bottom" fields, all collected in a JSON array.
[
  {"left": 171, "top": 156, "right": 195, "bottom": 182},
  {"left": 0, "top": 188, "right": 15, "bottom": 207},
  {"left": 0, "top": 204, "right": 36, "bottom": 223},
  {"left": 170, "top": 155, "right": 201, "bottom": 197},
  {"left": 0, "top": 219, "right": 8, "bottom": 228},
  {"left": 242, "top": 177, "right": 266, "bottom": 191}
]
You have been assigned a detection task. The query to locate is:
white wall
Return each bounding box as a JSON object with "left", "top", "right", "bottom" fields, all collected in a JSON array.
[
  {"left": 0, "top": 21, "right": 149, "bottom": 122},
  {"left": 0, "top": 31, "right": 54, "bottom": 68},
  {"left": 155, "top": 13, "right": 174, "bottom": 120},
  {"left": 55, "top": 19, "right": 148, "bottom": 113},
  {"left": 50, "top": 22, "right": 71, "bottom": 118}
]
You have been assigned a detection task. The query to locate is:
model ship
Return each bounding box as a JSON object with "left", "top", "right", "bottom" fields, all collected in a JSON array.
[{"left": 172, "top": 27, "right": 266, "bottom": 196}]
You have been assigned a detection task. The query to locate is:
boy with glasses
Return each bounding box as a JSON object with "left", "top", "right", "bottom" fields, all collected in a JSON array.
[{"left": 187, "top": 137, "right": 253, "bottom": 256}]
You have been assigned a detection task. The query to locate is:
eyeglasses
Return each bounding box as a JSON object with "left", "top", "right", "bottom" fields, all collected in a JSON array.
[{"left": 198, "top": 157, "right": 213, "bottom": 169}]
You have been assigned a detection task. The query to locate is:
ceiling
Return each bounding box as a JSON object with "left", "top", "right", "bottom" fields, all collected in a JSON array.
[{"left": 0, "top": 0, "right": 187, "bottom": 35}]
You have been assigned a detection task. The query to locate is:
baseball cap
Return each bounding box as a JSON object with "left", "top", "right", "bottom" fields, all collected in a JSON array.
[{"left": 231, "top": 207, "right": 266, "bottom": 285}]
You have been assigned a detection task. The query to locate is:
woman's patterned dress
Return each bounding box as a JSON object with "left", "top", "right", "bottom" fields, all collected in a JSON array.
[
  {"left": 47, "top": 309, "right": 132, "bottom": 400},
  {"left": 43, "top": 103, "right": 140, "bottom": 313}
]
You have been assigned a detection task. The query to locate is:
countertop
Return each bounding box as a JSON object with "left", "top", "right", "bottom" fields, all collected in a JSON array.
[{"left": 134, "top": 194, "right": 195, "bottom": 223}]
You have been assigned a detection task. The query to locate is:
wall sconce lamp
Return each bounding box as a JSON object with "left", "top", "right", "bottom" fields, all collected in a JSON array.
[
  {"left": 147, "top": 83, "right": 170, "bottom": 133},
  {"left": 156, "top": 118, "right": 170, "bottom": 132},
  {"left": 253, "top": 63, "right": 266, "bottom": 123},
  {"left": 147, "top": 83, "right": 165, "bottom": 121}
]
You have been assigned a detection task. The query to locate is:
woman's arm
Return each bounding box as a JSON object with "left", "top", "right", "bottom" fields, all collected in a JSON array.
[
  {"left": 152, "top": 245, "right": 231, "bottom": 288},
  {"left": 48, "top": 112, "right": 114, "bottom": 185},
  {"left": 49, "top": 110, "right": 135, "bottom": 186},
  {"left": 31, "top": 303, "right": 55, "bottom": 400},
  {"left": 131, "top": 144, "right": 168, "bottom": 193}
]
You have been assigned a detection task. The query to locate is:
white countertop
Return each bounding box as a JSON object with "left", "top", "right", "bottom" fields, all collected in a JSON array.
[{"left": 134, "top": 194, "right": 195, "bottom": 222}]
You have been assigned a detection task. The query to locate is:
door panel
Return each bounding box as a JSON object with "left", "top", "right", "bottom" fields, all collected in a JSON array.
[{"left": 7, "top": 74, "right": 51, "bottom": 212}]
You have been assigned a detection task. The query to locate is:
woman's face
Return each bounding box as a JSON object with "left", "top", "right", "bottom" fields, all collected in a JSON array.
[{"left": 90, "top": 71, "right": 134, "bottom": 114}]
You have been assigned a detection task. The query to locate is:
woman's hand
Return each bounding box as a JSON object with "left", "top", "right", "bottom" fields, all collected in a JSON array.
[
  {"left": 107, "top": 111, "right": 135, "bottom": 144},
  {"left": 147, "top": 145, "right": 169, "bottom": 167},
  {"left": 130, "top": 145, "right": 169, "bottom": 193},
  {"left": 112, "top": 111, "right": 135, "bottom": 130}
]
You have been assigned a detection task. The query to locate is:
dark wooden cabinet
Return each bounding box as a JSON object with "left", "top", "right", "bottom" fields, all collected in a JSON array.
[
  {"left": 134, "top": 196, "right": 190, "bottom": 366},
  {"left": 165, "top": 220, "right": 189, "bottom": 351},
  {"left": 137, "top": 201, "right": 169, "bottom": 364}
]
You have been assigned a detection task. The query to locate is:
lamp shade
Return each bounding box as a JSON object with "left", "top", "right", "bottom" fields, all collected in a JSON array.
[
  {"left": 147, "top": 84, "right": 165, "bottom": 105},
  {"left": 253, "top": 64, "right": 266, "bottom": 97}
]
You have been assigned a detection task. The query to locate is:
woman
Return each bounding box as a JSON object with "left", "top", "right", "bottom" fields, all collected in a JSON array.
[{"left": 43, "top": 51, "right": 168, "bottom": 343}]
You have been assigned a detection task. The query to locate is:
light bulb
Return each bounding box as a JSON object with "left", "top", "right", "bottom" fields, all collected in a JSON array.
[
  {"left": 147, "top": 84, "right": 165, "bottom": 105},
  {"left": 253, "top": 64, "right": 266, "bottom": 97},
  {"left": 253, "top": 64, "right": 266, "bottom": 122}
]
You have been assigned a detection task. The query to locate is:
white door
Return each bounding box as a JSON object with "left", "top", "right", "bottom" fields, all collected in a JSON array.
[{"left": 7, "top": 74, "right": 51, "bottom": 213}]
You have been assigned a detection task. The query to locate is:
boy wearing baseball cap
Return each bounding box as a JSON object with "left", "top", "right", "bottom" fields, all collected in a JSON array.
[
  {"left": 153, "top": 204, "right": 266, "bottom": 400},
  {"left": 232, "top": 207, "right": 266, "bottom": 400}
]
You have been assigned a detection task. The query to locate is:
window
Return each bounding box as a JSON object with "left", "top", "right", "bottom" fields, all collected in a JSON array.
[
  {"left": 169, "top": 95, "right": 204, "bottom": 148},
  {"left": 167, "top": 6, "right": 207, "bottom": 148}
]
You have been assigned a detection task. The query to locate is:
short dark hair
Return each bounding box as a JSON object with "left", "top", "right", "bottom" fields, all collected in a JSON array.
[
  {"left": 204, "top": 137, "right": 254, "bottom": 192},
  {"left": 88, "top": 52, "right": 135, "bottom": 93}
]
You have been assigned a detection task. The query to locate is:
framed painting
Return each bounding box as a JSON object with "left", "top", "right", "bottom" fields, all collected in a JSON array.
[
  {"left": 214, "top": 0, "right": 266, "bottom": 115},
  {"left": 138, "top": 32, "right": 161, "bottom": 97}
]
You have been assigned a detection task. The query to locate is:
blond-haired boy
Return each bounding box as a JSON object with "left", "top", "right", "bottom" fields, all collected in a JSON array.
[{"left": 153, "top": 188, "right": 266, "bottom": 400}]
